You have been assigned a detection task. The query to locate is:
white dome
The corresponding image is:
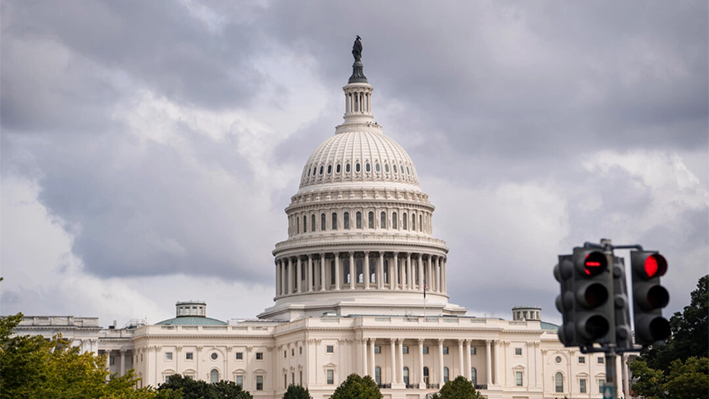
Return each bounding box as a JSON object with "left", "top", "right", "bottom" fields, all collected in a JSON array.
[{"left": 299, "top": 126, "right": 419, "bottom": 189}]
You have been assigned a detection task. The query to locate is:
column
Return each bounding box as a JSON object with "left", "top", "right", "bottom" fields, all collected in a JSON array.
[
  {"left": 390, "top": 338, "right": 397, "bottom": 384},
  {"left": 287, "top": 258, "right": 293, "bottom": 294},
  {"left": 418, "top": 256, "right": 424, "bottom": 291},
  {"left": 377, "top": 253, "right": 384, "bottom": 289},
  {"left": 276, "top": 261, "right": 281, "bottom": 296},
  {"left": 438, "top": 339, "right": 444, "bottom": 386},
  {"left": 369, "top": 338, "right": 376, "bottom": 377},
  {"left": 465, "top": 340, "right": 471, "bottom": 381},
  {"left": 105, "top": 349, "right": 111, "bottom": 374},
  {"left": 120, "top": 349, "right": 126, "bottom": 377},
  {"left": 307, "top": 256, "right": 313, "bottom": 292},
  {"left": 397, "top": 339, "right": 404, "bottom": 384},
  {"left": 362, "top": 338, "right": 369, "bottom": 376},
  {"left": 320, "top": 254, "right": 326, "bottom": 291},
  {"left": 406, "top": 253, "right": 413, "bottom": 289},
  {"left": 335, "top": 253, "right": 341, "bottom": 290},
  {"left": 349, "top": 253, "right": 355, "bottom": 289},
  {"left": 485, "top": 340, "right": 492, "bottom": 386},
  {"left": 442, "top": 257, "right": 447, "bottom": 293},
  {"left": 434, "top": 257, "right": 440, "bottom": 292},
  {"left": 297, "top": 257, "right": 302, "bottom": 293},
  {"left": 458, "top": 340, "right": 464, "bottom": 378},
  {"left": 391, "top": 252, "right": 399, "bottom": 290},
  {"left": 400, "top": 256, "right": 406, "bottom": 290},
  {"left": 426, "top": 256, "right": 432, "bottom": 293},
  {"left": 364, "top": 252, "right": 370, "bottom": 289},
  {"left": 418, "top": 339, "right": 425, "bottom": 386}
]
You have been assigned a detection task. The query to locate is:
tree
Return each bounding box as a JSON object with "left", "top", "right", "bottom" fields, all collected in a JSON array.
[
  {"left": 430, "top": 376, "right": 485, "bottom": 399},
  {"left": 0, "top": 312, "right": 174, "bottom": 399},
  {"left": 283, "top": 384, "right": 312, "bottom": 399},
  {"left": 643, "top": 275, "right": 708, "bottom": 373},
  {"left": 158, "top": 374, "right": 252, "bottom": 399},
  {"left": 330, "top": 374, "right": 382, "bottom": 399},
  {"left": 629, "top": 357, "right": 708, "bottom": 399}
]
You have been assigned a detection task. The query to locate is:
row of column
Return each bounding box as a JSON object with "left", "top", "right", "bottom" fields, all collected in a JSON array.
[
  {"left": 275, "top": 252, "right": 446, "bottom": 298},
  {"left": 357, "top": 338, "right": 499, "bottom": 387},
  {"left": 102, "top": 348, "right": 129, "bottom": 377},
  {"left": 345, "top": 88, "right": 372, "bottom": 114}
]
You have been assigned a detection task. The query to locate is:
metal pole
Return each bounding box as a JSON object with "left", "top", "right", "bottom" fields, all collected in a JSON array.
[{"left": 605, "top": 348, "right": 618, "bottom": 399}]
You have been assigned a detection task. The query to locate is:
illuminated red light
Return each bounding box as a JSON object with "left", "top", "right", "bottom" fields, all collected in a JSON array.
[
  {"left": 645, "top": 256, "right": 658, "bottom": 278},
  {"left": 583, "top": 253, "right": 606, "bottom": 276}
]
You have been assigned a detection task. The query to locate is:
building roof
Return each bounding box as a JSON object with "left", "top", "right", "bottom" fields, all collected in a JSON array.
[
  {"left": 155, "top": 316, "right": 226, "bottom": 326},
  {"left": 540, "top": 321, "right": 559, "bottom": 331}
]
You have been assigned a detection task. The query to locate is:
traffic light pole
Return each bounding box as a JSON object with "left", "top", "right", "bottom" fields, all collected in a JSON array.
[{"left": 601, "top": 239, "right": 618, "bottom": 399}]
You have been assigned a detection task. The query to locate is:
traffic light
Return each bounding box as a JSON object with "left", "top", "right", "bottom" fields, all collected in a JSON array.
[
  {"left": 631, "top": 250, "right": 670, "bottom": 345},
  {"left": 554, "top": 248, "right": 615, "bottom": 347},
  {"left": 612, "top": 256, "right": 633, "bottom": 349}
]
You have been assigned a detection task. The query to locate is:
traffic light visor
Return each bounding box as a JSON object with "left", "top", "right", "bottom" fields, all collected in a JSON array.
[{"left": 644, "top": 254, "right": 667, "bottom": 278}]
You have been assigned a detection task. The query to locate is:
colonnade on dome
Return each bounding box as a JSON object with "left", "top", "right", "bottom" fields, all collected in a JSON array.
[{"left": 274, "top": 251, "right": 446, "bottom": 299}]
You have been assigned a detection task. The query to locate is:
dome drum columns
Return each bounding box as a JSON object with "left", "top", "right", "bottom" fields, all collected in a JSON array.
[{"left": 274, "top": 251, "right": 447, "bottom": 299}]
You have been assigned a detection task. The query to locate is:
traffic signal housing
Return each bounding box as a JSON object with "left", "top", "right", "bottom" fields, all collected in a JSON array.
[
  {"left": 612, "top": 256, "right": 633, "bottom": 349},
  {"left": 554, "top": 248, "right": 615, "bottom": 347},
  {"left": 631, "top": 250, "right": 670, "bottom": 345}
]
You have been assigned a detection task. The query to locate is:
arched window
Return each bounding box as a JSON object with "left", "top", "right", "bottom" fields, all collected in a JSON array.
[
  {"left": 402, "top": 213, "right": 407, "bottom": 230},
  {"left": 303, "top": 215, "right": 307, "bottom": 233},
  {"left": 423, "top": 367, "right": 429, "bottom": 384},
  {"left": 411, "top": 214, "right": 415, "bottom": 231},
  {"left": 210, "top": 369, "right": 219, "bottom": 383},
  {"left": 392, "top": 212, "right": 398, "bottom": 229},
  {"left": 344, "top": 212, "right": 350, "bottom": 229},
  {"left": 403, "top": 367, "right": 410, "bottom": 385},
  {"left": 327, "top": 165, "right": 332, "bottom": 174},
  {"left": 344, "top": 259, "right": 351, "bottom": 284},
  {"left": 312, "top": 214, "right": 316, "bottom": 232},
  {"left": 356, "top": 163, "right": 361, "bottom": 172},
  {"left": 380, "top": 212, "right": 386, "bottom": 229},
  {"left": 297, "top": 217, "right": 300, "bottom": 234},
  {"left": 356, "top": 259, "right": 363, "bottom": 283},
  {"left": 471, "top": 368, "right": 477, "bottom": 385},
  {"left": 555, "top": 372, "right": 563, "bottom": 393},
  {"left": 393, "top": 164, "right": 398, "bottom": 174},
  {"left": 419, "top": 215, "right": 422, "bottom": 231},
  {"left": 313, "top": 167, "right": 317, "bottom": 176},
  {"left": 346, "top": 163, "right": 351, "bottom": 173},
  {"left": 443, "top": 367, "right": 449, "bottom": 383},
  {"left": 332, "top": 213, "right": 338, "bottom": 230},
  {"left": 400, "top": 165, "right": 404, "bottom": 174},
  {"left": 356, "top": 212, "right": 362, "bottom": 229},
  {"left": 336, "top": 164, "right": 341, "bottom": 173},
  {"left": 321, "top": 213, "right": 326, "bottom": 231},
  {"left": 375, "top": 366, "right": 381, "bottom": 385},
  {"left": 368, "top": 212, "right": 374, "bottom": 229},
  {"left": 319, "top": 166, "right": 324, "bottom": 175},
  {"left": 385, "top": 164, "right": 389, "bottom": 173},
  {"left": 375, "top": 163, "right": 380, "bottom": 172}
]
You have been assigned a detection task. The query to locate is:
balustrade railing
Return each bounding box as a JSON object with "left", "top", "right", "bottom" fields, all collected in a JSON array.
[{"left": 377, "top": 383, "right": 391, "bottom": 389}]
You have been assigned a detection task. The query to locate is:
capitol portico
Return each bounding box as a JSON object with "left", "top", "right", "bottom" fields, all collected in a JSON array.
[{"left": 13, "top": 38, "right": 634, "bottom": 399}]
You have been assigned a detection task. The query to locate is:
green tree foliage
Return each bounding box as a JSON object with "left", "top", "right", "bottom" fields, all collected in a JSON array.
[
  {"left": 643, "top": 274, "right": 708, "bottom": 373},
  {"left": 430, "top": 376, "right": 485, "bottom": 399},
  {"left": 158, "top": 374, "right": 253, "bottom": 399},
  {"left": 0, "top": 312, "right": 174, "bottom": 399},
  {"left": 630, "top": 357, "right": 708, "bottom": 399},
  {"left": 330, "top": 374, "right": 382, "bottom": 399},
  {"left": 283, "top": 384, "right": 312, "bottom": 399}
]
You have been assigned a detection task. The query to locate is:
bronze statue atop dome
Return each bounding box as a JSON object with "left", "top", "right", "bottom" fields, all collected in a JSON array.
[
  {"left": 348, "top": 35, "right": 368, "bottom": 83},
  {"left": 352, "top": 35, "right": 362, "bottom": 61}
]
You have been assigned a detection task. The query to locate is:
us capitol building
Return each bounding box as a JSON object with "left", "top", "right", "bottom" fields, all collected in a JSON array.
[{"left": 15, "top": 39, "right": 634, "bottom": 399}]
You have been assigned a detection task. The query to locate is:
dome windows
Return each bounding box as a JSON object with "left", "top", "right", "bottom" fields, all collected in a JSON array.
[
  {"left": 313, "top": 167, "right": 317, "bottom": 176},
  {"left": 365, "top": 163, "right": 371, "bottom": 172},
  {"left": 336, "top": 164, "right": 341, "bottom": 174},
  {"left": 307, "top": 168, "right": 311, "bottom": 177},
  {"left": 327, "top": 165, "right": 332, "bottom": 174},
  {"left": 400, "top": 165, "right": 404, "bottom": 174},
  {"left": 346, "top": 163, "right": 351, "bottom": 173},
  {"left": 406, "top": 166, "right": 410, "bottom": 174},
  {"left": 319, "top": 166, "right": 324, "bottom": 175},
  {"left": 355, "top": 163, "right": 361, "bottom": 173},
  {"left": 375, "top": 163, "right": 380, "bottom": 172},
  {"left": 384, "top": 164, "right": 389, "bottom": 173}
]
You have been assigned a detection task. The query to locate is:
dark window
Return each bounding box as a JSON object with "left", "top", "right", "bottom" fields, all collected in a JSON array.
[
  {"left": 402, "top": 213, "right": 407, "bottom": 230},
  {"left": 380, "top": 212, "right": 386, "bottom": 228},
  {"left": 403, "top": 367, "right": 409, "bottom": 385},
  {"left": 375, "top": 367, "right": 381, "bottom": 384},
  {"left": 470, "top": 347, "right": 476, "bottom": 355},
  {"left": 356, "top": 212, "right": 362, "bottom": 229},
  {"left": 327, "top": 165, "right": 332, "bottom": 174},
  {"left": 319, "top": 166, "right": 323, "bottom": 175},
  {"left": 412, "top": 214, "right": 415, "bottom": 230},
  {"left": 368, "top": 212, "right": 374, "bottom": 229},
  {"left": 186, "top": 352, "right": 193, "bottom": 360},
  {"left": 579, "top": 356, "right": 585, "bottom": 364},
  {"left": 400, "top": 165, "right": 404, "bottom": 174},
  {"left": 236, "top": 352, "right": 243, "bottom": 360},
  {"left": 307, "top": 168, "right": 311, "bottom": 176},
  {"left": 303, "top": 216, "right": 307, "bottom": 233},
  {"left": 256, "top": 352, "right": 263, "bottom": 360},
  {"left": 375, "top": 163, "right": 380, "bottom": 172},
  {"left": 313, "top": 167, "right": 317, "bottom": 176},
  {"left": 471, "top": 368, "right": 477, "bottom": 385},
  {"left": 327, "top": 370, "right": 334, "bottom": 385},
  {"left": 256, "top": 376, "right": 263, "bottom": 390},
  {"left": 402, "top": 346, "right": 409, "bottom": 354},
  {"left": 598, "top": 357, "right": 604, "bottom": 364},
  {"left": 346, "top": 163, "right": 351, "bottom": 173},
  {"left": 326, "top": 345, "right": 334, "bottom": 353},
  {"left": 336, "top": 164, "right": 341, "bottom": 173},
  {"left": 284, "top": 350, "right": 287, "bottom": 358},
  {"left": 443, "top": 347, "right": 449, "bottom": 355},
  {"left": 423, "top": 346, "right": 429, "bottom": 354},
  {"left": 332, "top": 213, "right": 338, "bottom": 230},
  {"left": 392, "top": 212, "right": 398, "bottom": 229},
  {"left": 385, "top": 164, "right": 389, "bottom": 172},
  {"left": 356, "top": 259, "right": 363, "bottom": 283},
  {"left": 211, "top": 353, "right": 218, "bottom": 360},
  {"left": 312, "top": 215, "right": 316, "bottom": 231},
  {"left": 555, "top": 372, "right": 563, "bottom": 393},
  {"left": 443, "top": 367, "right": 449, "bottom": 382},
  {"left": 356, "top": 163, "right": 361, "bottom": 172},
  {"left": 366, "top": 163, "right": 371, "bottom": 172},
  {"left": 321, "top": 213, "right": 326, "bottom": 230},
  {"left": 330, "top": 261, "right": 336, "bottom": 284},
  {"left": 515, "top": 348, "right": 522, "bottom": 356},
  {"left": 419, "top": 215, "right": 422, "bottom": 231},
  {"left": 393, "top": 164, "right": 398, "bottom": 173},
  {"left": 344, "top": 212, "right": 350, "bottom": 229}
]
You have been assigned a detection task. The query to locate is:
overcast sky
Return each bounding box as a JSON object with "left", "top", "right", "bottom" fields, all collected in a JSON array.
[{"left": 2, "top": 0, "right": 707, "bottom": 327}]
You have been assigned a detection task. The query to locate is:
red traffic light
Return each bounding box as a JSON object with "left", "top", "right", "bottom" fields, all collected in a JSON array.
[
  {"left": 583, "top": 252, "right": 607, "bottom": 276},
  {"left": 644, "top": 254, "right": 667, "bottom": 278}
]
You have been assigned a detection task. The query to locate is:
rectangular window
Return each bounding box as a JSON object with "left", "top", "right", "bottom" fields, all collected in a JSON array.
[
  {"left": 599, "top": 379, "right": 605, "bottom": 393},
  {"left": 327, "top": 369, "right": 334, "bottom": 385},
  {"left": 165, "top": 352, "right": 173, "bottom": 360},
  {"left": 292, "top": 348, "right": 295, "bottom": 356},
  {"left": 299, "top": 347, "right": 302, "bottom": 355},
  {"left": 579, "top": 356, "right": 585, "bottom": 364},
  {"left": 598, "top": 357, "right": 604, "bottom": 364},
  {"left": 514, "top": 348, "right": 522, "bottom": 356},
  {"left": 300, "top": 371, "right": 303, "bottom": 386},
  {"left": 236, "top": 375, "right": 243, "bottom": 387},
  {"left": 423, "top": 346, "right": 429, "bottom": 354},
  {"left": 326, "top": 345, "right": 334, "bottom": 353},
  {"left": 284, "top": 350, "right": 287, "bottom": 358},
  {"left": 374, "top": 346, "right": 381, "bottom": 354},
  {"left": 256, "top": 376, "right": 263, "bottom": 391},
  {"left": 580, "top": 378, "right": 587, "bottom": 393},
  {"left": 443, "top": 347, "right": 449, "bottom": 355},
  {"left": 165, "top": 375, "right": 171, "bottom": 383},
  {"left": 110, "top": 356, "right": 115, "bottom": 365},
  {"left": 185, "top": 352, "right": 193, "bottom": 360},
  {"left": 470, "top": 347, "right": 476, "bottom": 355},
  {"left": 284, "top": 374, "right": 287, "bottom": 389},
  {"left": 402, "top": 346, "right": 409, "bottom": 354},
  {"left": 256, "top": 352, "right": 263, "bottom": 360},
  {"left": 236, "top": 352, "right": 243, "bottom": 360},
  {"left": 515, "top": 371, "right": 523, "bottom": 386}
]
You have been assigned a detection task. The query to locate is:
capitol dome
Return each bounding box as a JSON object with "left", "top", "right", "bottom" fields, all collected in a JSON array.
[{"left": 259, "top": 38, "right": 466, "bottom": 321}]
